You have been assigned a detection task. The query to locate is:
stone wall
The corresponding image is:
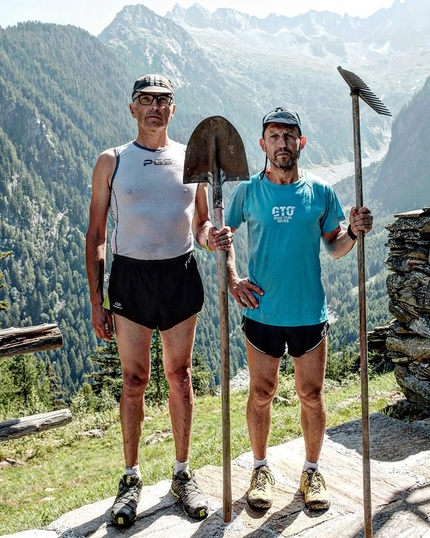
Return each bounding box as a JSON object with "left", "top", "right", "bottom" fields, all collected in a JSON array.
[{"left": 376, "top": 208, "right": 430, "bottom": 407}]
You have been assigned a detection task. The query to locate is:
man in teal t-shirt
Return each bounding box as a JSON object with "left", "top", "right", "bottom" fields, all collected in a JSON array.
[{"left": 225, "top": 107, "right": 373, "bottom": 512}]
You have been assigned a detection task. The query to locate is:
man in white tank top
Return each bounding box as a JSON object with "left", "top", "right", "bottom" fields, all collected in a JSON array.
[{"left": 86, "top": 74, "right": 232, "bottom": 527}]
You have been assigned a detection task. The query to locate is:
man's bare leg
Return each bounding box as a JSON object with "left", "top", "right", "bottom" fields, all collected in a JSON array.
[
  {"left": 162, "top": 314, "right": 208, "bottom": 519},
  {"left": 111, "top": 314, "right": 152, "bottom": 526},
  {"left": 160, "top": 314, "right": 197, "bottom": 463},
  {"left": 246, "top": 340, "right": 281, "bottom": 460},
  {"left": 114, "top": 314, "right": 153, "bottom": 468},
  {"left": 246, "top": 340, "right": 279, "bottom": 509},
  {"left": 292, "top": 337, "right": 327, "bottom": 463},
  {"left": 294, "top": 337, "right": 330, "bottom": 509}
]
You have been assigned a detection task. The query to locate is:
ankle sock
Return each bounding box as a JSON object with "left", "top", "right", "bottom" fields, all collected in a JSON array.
[
  {"left": 253, "top": 456, "right": 269, "bottom": 469},
  {"left": 174, "top": 460, "right": 190, "bottom": 475},
  {"left": 303, "top": 459, "right": 319, "bottom": 472},
  {"left": 125, "top": 465, "right": 141, "bottom": 479}
]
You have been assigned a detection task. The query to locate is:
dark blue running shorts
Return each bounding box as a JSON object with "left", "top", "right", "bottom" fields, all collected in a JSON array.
[
  {"left": 241, "top": 316, "right": 329, "bottom": 358},
  {"left": 106, "top": 252, "right": 204, "bottom": 331}
]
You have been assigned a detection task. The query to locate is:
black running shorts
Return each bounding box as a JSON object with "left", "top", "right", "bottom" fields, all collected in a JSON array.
[
  {"left": 107, "top": 252, "right": 204, "bottom": 331},
  {"left": 242, "top": 316, "right": 329, "bottom": 358}
]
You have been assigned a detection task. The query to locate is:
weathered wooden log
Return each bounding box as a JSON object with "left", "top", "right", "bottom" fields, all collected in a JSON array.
[
  {"left": 0, "top": 324, "right": 63, "bottom": 359},
  {"left": 0, "top": 409, "right": 72, "bottom": 442}
]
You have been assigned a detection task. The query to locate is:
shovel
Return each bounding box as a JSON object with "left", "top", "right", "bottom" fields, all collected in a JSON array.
[
  {"left": 183, "top": 116, "right": 249, "bottom": 522},
  {"left": 338, "top": 66, "right": 391, "bottom": 538}
]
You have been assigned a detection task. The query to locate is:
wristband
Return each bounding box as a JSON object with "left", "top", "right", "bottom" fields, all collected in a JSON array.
[
  {"left": 347, "top": 224, "right": 357, "bottom": 241},
  {"left": 204, "top": 238, "right": 212, "bottom": 252}
]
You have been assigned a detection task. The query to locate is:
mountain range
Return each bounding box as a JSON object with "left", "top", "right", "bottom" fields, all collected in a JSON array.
[
  {"left": 0, "top": 0, "right": 429, "bottom": 394},
  {"left": 98, "top": 0, "right": 430, "bottom": 172}
]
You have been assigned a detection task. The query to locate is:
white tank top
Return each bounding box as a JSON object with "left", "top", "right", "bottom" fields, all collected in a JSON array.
[{"left": 110, "top": 140, "right": 197, "bottom": 260}]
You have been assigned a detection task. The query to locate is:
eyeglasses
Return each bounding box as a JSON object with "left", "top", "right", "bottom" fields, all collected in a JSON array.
[{"left": 133, "top": 94, "right": 173, "bottom": 107}]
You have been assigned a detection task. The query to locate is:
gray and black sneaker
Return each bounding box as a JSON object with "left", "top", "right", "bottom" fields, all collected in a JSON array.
[
  {"left": 170, "top": 469, "right": 208, "bottom": 519},
  {"left": 110, "top": 474, "right": 143, "bottom": 527}
]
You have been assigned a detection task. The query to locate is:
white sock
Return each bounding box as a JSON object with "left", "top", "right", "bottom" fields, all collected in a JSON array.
[
  {"left": 253, "top": 456, "right": 269, "bottom": 469},
  {"left": 125, "top": 465, "right": 141, "bottom": 478},
  {"left": 303, "top": 459, "right": 319, "bottom": 472},
  {"left": 174, "top": 460, "right": 189, "bottom": 474}
]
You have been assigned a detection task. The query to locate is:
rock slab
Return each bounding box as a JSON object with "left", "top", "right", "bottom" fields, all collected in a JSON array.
[
  {"left": 384, "top": 208, "right": 430, "bottom": 407},
  {"left": 4, "top": 413, "right": 430, "bottom": 538}
]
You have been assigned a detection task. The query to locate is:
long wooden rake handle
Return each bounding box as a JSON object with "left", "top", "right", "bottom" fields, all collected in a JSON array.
[
  {"left": 351, "top": 92, "right": 372, "bottom": 538},
  {"left": 339, "top": 65, "right": 391, "bottom": 537}
]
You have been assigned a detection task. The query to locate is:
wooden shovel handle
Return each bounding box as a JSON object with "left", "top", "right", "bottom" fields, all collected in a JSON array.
[{"left": 214, "top": 207, "right": 232, "bottom": 523}]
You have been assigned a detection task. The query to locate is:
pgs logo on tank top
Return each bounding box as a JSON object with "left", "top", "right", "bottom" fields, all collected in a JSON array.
[
  {"left": 143, "top": 159, "right": 174, "bottom": 166},
  {"left": 272, "top": 206, "right": 295, "bottom": 223}
]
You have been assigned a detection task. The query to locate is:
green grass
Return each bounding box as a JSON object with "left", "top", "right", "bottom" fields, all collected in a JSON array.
[{"left": 0, "top": 372, "right": 408, "bottom": 534}]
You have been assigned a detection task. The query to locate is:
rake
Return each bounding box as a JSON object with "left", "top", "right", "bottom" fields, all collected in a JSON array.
[{"left": 338, "top": 66, "right": 391, "bottom": 538}]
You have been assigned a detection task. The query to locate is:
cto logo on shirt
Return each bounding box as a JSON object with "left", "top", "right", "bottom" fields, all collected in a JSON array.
[{"left": 272, "top": 206, "right": 295, "bottom": 223}]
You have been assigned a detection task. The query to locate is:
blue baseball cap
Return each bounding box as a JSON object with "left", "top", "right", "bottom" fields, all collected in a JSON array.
[{"left": 262, "top": 107, "right": 302, "bottom": 136}]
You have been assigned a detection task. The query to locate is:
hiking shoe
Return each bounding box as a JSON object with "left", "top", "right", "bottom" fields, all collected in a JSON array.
[
  {"left": 110, "top": 474, "right": 143, "bottom": 527},
  {"left": 247, "top": 465, "right": 275, "bottom": 510},
  {"left": 300, "top": 469, "right": 330, "bottom": 510},
  {"left": 171, "top": 469, "right": 208, "bottom": 519}
]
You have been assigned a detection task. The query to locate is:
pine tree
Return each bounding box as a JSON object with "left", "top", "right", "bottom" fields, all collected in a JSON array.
[
  {"left": 4, "top": 354, "right": 54, "bottom": 415},
  {"left": 45, "top": 357, "right": 68, "bottom": 409},
  {"left": 85, "top": 339, "right": 123, "bottom": 402},
  {"left": 191, "top": 350, "right": 214, "bottom": 396},
  {"left": 0, "top": 251, "right": 12, "bottom": 315},
  {"left": 149, "top": 330, "right": 168, "bottom": 405}
]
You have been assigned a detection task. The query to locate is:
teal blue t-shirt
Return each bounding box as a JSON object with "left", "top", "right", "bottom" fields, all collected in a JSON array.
[{"left": 225, "top": 170, "right": 345, "bottom": 326}]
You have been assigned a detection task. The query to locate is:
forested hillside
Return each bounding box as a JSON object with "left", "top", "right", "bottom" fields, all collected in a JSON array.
[
  {"left": 371, "top": 74, "right": 430, "bottom": 212},
  {"left": 0, "top": 23, "right": 135, "bottom": 392}
]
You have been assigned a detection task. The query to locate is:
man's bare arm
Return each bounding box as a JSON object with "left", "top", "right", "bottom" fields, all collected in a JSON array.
[
  {"left": 193, "top": 183, "right": 232, "bottom": 251},
  {"left": 85, "top": 149, "right": 116, "bottom": 340},
  {"left": 226, "top": 237, "right": 263, "bottom": 309},
  {"left": 323, "top": 206, "right": 373, "bottom": 260}
]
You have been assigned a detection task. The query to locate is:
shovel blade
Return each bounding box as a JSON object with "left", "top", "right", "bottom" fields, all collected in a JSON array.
[{"left": 183, "top": 116, "right": 249, "bottom": 185}]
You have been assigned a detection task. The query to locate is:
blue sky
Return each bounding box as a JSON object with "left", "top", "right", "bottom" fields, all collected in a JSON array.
[{"left": 0, "top": 0, "right": 404, "bottom": 36}]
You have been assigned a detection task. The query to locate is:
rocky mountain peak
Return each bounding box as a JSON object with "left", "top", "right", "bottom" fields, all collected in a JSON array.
[{"left": 166, "top": 0, "right": 430, "bottom": 54}]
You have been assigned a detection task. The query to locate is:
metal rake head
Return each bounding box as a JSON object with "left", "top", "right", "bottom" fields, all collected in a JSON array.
[{"left": 338, "top": 66, "right": 392, "bottom": 117}]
